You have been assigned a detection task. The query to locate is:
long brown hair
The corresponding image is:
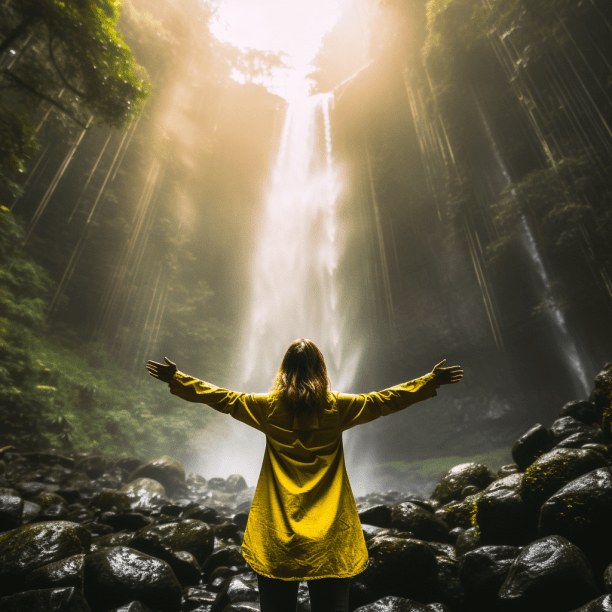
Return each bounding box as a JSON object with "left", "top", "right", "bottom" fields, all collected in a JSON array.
[{"left": 272, "top": 339, "right": 331, "bottom": 414}]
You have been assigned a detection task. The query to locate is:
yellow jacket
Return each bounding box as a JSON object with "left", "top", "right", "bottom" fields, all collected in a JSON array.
[{"left": 169, "top": 370, "right": 439, "bottom": 580}]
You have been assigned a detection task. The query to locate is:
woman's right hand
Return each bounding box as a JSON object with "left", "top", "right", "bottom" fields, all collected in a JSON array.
[
  {"left": 146, "top": 357, "right": 177, "bottom": 383},
  {"left": 432, "top": 359, "right": 463, "bottom": 385}
]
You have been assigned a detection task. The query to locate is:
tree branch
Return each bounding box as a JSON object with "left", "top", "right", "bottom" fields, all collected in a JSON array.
[
  {"left": 0, "top": 14, "right": 40, "bottom": 57},
  {"left": 47, "top": 33, "right": 88, "bottom": 99},
  {"left": 2, "top": 69, "right": 89, "bottom": 129}
]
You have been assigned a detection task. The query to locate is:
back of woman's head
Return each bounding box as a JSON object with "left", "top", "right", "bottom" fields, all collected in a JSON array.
[{"left": 273, "top": 339, "right": 330, "bottom": 414}]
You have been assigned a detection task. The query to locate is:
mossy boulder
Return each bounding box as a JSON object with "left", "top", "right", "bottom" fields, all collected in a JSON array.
[
  {"left": 88, "top": 490, "right": 130, "bottom": 513},
  {"left": 0, "top": 521, "right": 91, "bottom": 596},
  {"left": 519, "top": 448, "right": 609, "bottom": 509},
  {"left": 23, "top": 553, "right": 85, "bottom": 592},
  {"left": 390, "top": 502, "right": 452, "bottom": 543},
  {"left": 539, "top": 467, "right": 612, "bottom": 571},
  {"left": 430, "top": 463, "right": 496, "bottom": 506},
  {"left": 131, "top": 519, "right": 214, "bottom": 565},
  {"left": 434, "top": 497, "right": 479, "bottom": 530},
  {"left": 127, "top": 457, "right": 186, "bottom": 497}
]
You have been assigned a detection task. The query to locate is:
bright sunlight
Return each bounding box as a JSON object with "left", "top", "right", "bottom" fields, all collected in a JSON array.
[{"left": 210, "top": 0, "right": 342, "bottom": 99}]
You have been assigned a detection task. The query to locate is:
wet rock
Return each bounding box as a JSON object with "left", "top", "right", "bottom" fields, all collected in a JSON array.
[
  {"left": 23, "top": 553, "right": 85, "bottom": 591},
  {"left": 92, "top": 530, "right": 134, "bottom": 548},
  {"left": 83, "top": 546, "right": 182, "bottom": 612},
  {"left": 353, "top": 595, "right": 431, "bottom": 611},
  {"left": 0, "top": 491, "right": 23, "bottom": 530},
  {"left": 36, "top": 503, "right": 70, "bottom": 522},
  {"left": 390, "top": 502, "right": 451, "bottom": 543},
  {"left": 222, "top": 604, "right": 260, "bottom": 612},
  {"left": 131, "top": 518, "right": 214, "bottom": 565},
  {"left": 113, "top": 458, "right": 144, "bottom": 475},
  {"left": 182, "top": 585, "right": 217, "bottom": 611},
  {"left": 210, "top": 576, "right": 259, "bottom": 612},
  {"left": 560, "top": 401, "right": 599, "bottom": 426},
  {"left": 74, "top": 456, "right": 112, "bottom": 480},
  {"left": 556, "top": 431, "right": 605, "bottom": 450},
  {"left": 430, "top": 463, "right": 496, "bottom": 505},
  {"left": 32, "top": 492, "right": 68, "bottom": 508},
  {"left": 100, "top": 512, "right": 152, "bottom": 532},
  {"left": 434, "top": 498, "right": 476, "bottom": 530},
  {"left": 214, "top": 521, "right": 242, "bottom": 543},
  {"left": 512, "top": 424, "right": 554, "bottom": 471},
  {"left": 569, "top": 595, "right": 612, "bottom": 611},
  {"left": 88, "top": 490, "right": 130, "bottom": 512},
  {"left": 225, "top": 475, "right": 248, "bottom": 494},
  {"left": 475, "top": 488, "right": 535, "bottom": 546},
  {"left": 551, "top": 417, "right": 602, "bottom": 443},
  {"left": 605, "top": 563, "right": 612, "bottom": 593},
  {"left": 539, "top": 467, "right": 612, "bottom": 570},
  {"left": 56, "top": 487, "right": 81, "bottom": 505},
  {"left": 172, "top": 550, "right": 201, "bottom": 586},
  {"left": 519, "top": 448, "right": 609, "bottom": 508},
  {"left": 128, "top": 456, "right": 186, "bottom": 496},
  {"left": 107, "top": 602, "right": 153, "bottom": 612},
  {"left": 359, "top": 504, "right": 393, "bottom": 528},
  {"left": 434, "top": 555, "right": 464, "bottom": 609},
  {"left": 363, "top": 524, "right": 389, "bottom": 541},
  {"left": 0, "top": 520, "right": 91, "bottom": 595},
  {"left": 459, "top": 545, "right": 519, "bottom": 610},
  {"left": 183, "top": 505, "right": 221, "bottom": 524},
  {"left": 424, "top": 605, "right": 452, "bottom": 612},
  {"left": 361, "top": 536, "right": 438, "bottom": 602},
  {"left": 232, "top": 511, "right": 249, "bottom": 531},
  {"left": 201, "top": 545, "right": 245, "bottom": 581},
  {"left": 21, "top": 500, "right": 42, "bottom": 523},
  {"left": 497, "top": 464, "right": 520, "bottom": 478},
  {"left": 498, "top": 535, "right": 599, "bottom": 611},
  {"left": 455, "top": 527, "right": 481, "bottom": 557},
  {"left": 120, "top": 478, "right": 168, "bottom": 508},
  {"left": 590, "top": 363, "right": 612, "bottom": 424},
  {"left": 0, "top": 586, "right": 91, "bottom": 612}
]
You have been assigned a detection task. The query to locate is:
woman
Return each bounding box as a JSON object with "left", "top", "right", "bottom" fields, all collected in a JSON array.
[{"left": 146, "top": 339, "right": 463, "bottom": 612}]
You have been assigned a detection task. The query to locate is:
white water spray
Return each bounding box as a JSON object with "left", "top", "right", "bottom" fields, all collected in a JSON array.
[
  {"left": 475, "top": 100, "right": 591, "bottom": 398},
  {"left": 194, "top": 94, "right": 362, "bottom": 484}
]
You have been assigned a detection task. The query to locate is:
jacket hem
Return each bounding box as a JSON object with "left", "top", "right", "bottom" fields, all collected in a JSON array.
[{"left": 242, "top": 552, "right": 369, "bottom": 581}]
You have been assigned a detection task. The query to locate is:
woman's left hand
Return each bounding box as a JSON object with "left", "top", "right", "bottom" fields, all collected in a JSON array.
[{"left": 146, "top": 357, "right": 177, "bottom": 383}]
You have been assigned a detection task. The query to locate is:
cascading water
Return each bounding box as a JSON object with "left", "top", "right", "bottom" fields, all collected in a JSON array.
[
  {"left": 194, "top": 93, "right": 362, "bottom": 485},
  {"left": 475, "top": 99, "right": 591, "bottom": 398}
]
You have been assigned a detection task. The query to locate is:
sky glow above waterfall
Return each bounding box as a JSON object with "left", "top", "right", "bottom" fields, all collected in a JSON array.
[{"left": 210, "top": 0, "right": 342, "bottom": 99}]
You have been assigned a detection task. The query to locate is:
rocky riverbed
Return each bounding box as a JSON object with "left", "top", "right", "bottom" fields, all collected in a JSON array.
[{"left": 1, "top": 363, "right": 611, "bottom": 612}]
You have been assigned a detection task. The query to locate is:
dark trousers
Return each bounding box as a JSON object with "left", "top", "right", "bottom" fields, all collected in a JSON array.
[{"left": 257, "top": 573, "right": 351, "bottom": 612}]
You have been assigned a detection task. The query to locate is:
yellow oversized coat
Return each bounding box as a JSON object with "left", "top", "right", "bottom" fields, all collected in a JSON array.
[{"left": 169, "top": 370, "right": 439, "bottom": 580}]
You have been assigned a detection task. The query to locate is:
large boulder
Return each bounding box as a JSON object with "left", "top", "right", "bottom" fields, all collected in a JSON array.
[
  {"left": 127, "top": 456, "right": 186, "bottom": 496},
  {"left": 201, "top": 545, "right": 246, "bottom": 581},
  {"left": 430, "top": 464, "right": 496, "bottom": 506},
  {"left": 353, "top": 596, "right": 431, "bottom": 611},
  {"left": 130, "top": 519, "right": 214, "bottom": 565},
  {"left": 434, "top": 498, "right": 476, "bottom": 530},
  {"left": 120, "top": 478, "right": 168, "bottom": 508},
  {"left": 519, "top": 448, "right": 609, "bottom": 508},
  {"left": 390, "top": 503, "right": 451, "bottom": 543},
  {"left": 539, "top": 467, "right": 612, "bottom": 570},
  {"left": 359, "top": 504, "right": 393, "bottom": 528},
  {"left": 459, "top": 545, "right": 519, "bottom": 611},
  {"left": 83, "top": 546, "right": 181, "bottom": 612},
  {"left": 0, "top": 521, "right": 91, "bottom": 596},
  {"left": 511, "top": 424, "right": 554, "bottom": 471},
  {"left": 360, "top": 536, "right": 438, "bottom": 603},
  {"left": 0, "top": 586, "right": 91, "bottom": 612},
  {"left": 498, "top": 535, "right": 599, "bottom": 611}
]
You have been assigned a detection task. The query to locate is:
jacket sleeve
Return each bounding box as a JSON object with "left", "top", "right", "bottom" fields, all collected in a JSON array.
[
  {"left": 168, "top": 371, "right": 267, "bottom": 432},
  {"left": 336, "top": 373, "right": 439, "bottom": 431}
]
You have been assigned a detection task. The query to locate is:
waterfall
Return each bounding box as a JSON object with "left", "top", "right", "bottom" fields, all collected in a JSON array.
[
  {"left": 194, "top": 93, "right": 362, "bottom": 484},
  {"left": 475, "top": 99, "right": 591, "bottom": 398}
]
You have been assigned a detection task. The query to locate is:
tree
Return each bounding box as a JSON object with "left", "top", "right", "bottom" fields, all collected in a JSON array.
[{"left": 0, "top": 0, "right": 149, "bottom": 198}]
